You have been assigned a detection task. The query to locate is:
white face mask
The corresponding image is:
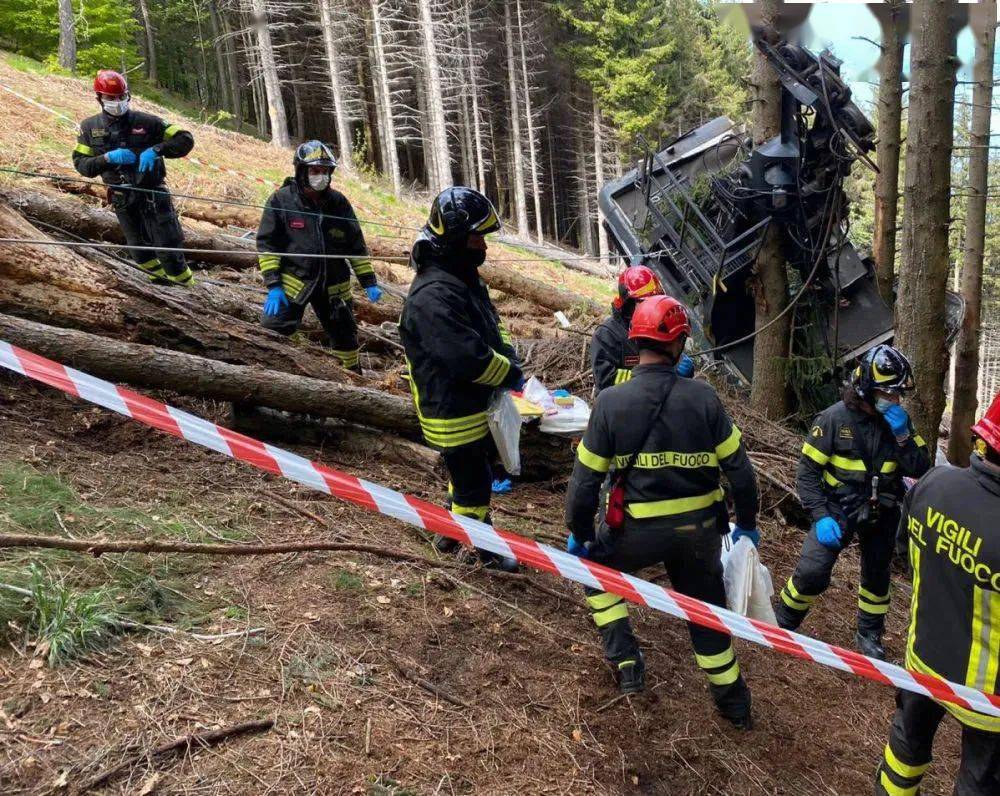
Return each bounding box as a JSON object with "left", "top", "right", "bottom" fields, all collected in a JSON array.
[
  {"left": 102, "top": 98, "right": 130, "bottom": 117},
  {"left": 308, "top": 172, "right": 331, "bottom": 192}
]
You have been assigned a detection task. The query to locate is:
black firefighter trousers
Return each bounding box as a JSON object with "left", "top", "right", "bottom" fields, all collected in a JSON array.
[
  {"left": 876, "top": 689, "right": 1000, "bottom": 795},
  {"left": 584, "top": 515, "right": 751, "bottom": 721},
  {"left": 262, "top": 278, "right": 360, "bottom": 371},
  {"left": 437, "top": 436, "right": 511, "bottom": 567},
  {"left": 776, "top": 511, "right": 898, "bottom": 636},
  {"left": 111, "top": 186, "right": 191, "bottom": 282}
]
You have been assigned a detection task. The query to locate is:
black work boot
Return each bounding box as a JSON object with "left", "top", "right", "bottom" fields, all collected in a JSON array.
[
  {"left": 478, "top": 549, "right": 519, "bottom": 573},
  {"left": 855, "top": 628, "right": 886, "bottom": 660},
  {"left": 714, "top": 678, "right": 753, "bottom": 730},
  {"left": 774, "top": 602, "right": 803, "bottom": 632},
  {"left": 433, "top": 534, "right": 461, "bottom": 554},
  {"left": 616, "top": 653, "right": 645, "bottom": 695}
]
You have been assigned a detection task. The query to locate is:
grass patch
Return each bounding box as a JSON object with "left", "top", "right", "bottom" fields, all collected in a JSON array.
[{"left": 329, "top": 568, "right": 364, "bottom": 592}]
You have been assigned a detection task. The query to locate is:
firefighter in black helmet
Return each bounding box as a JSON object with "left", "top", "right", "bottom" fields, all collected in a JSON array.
[
  {"left": 399, "top": 187, "right": 524, "bottom": 572},
  {"left": 776, "top": 344, "right": 931, "bottom": 659},
  {"left": 256, "top": 141, "right": 381, "bottom": 374}
]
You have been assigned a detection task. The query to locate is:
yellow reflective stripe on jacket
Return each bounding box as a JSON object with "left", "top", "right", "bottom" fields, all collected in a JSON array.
[
  {"left": 883, "top": 744, "right": 930, "bottom": 780},
  {"left": 163, "top": 124, "right": 183, "bottom": 139},
  {"left": 965, "top": 585, "right": 1000, "bottom": 694},
  {"left": 74, "top": 142, "right": 97, "bottom": 156},
  {"left": 326, "top": 279, "right": 352, "bottom": 299},
  {"left": 830, "top": 454, "right": 866, "bottom": 472},
  {"left": 280, "top": 272, "right": 305, "bottom": 299},
  {"left": 614, "top": 368, "right": 633, "bottom": 385},
  {"left": 612, "top": 450, "right": 718, "bottom": 470},
  {"left": 419, "top": 421, "right": 489, "bottom": 448},
  {"left": 352, "top": 258, "right": 375, "bottom": 277},
  {"left": 626, "top": 487, "right": 724, "bottom": 519},
  {"left": 499, "top": 323, "right": 513, "bottom": 347},
  {"left": 907, "top": 648, "right": 1000, "bottom": 732},
  {"left": 577, "top": 441, "right": 611, "bottom": 473},
  {"left": 823, "top": 470, "right": 844, "bottom": 488},
  {"left": 802, "top": 442, "right": 830, "bottom": 466},
  {"left": 715, "top": 426, "right": 742, "bottom": 460},
  {"left": 472, "top": 351, "right": 511, "bottom": 386},
  {"left": 914, "top": 435, "right": 927, "bottom": 448},
  {"left": 259, "top": 254, "right": 280, "bottom": 272}
]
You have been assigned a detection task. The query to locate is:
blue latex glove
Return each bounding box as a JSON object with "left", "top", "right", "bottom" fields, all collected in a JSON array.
[
  {"left": 491, "top": 478, "right": 512, "bottom": 494},
  {"left": 263, "top": 286, "right": 289, "bottom": 317},
  {"left": 138, "top": 147, "right": 160, "bottom": 173},
  {"left": 815, "top": 516, "right": 843, "bottom": 549},
  {"left": 365, "top": 285, "right": 383, "bottom": 303},
  {"left": 881, "top": 403, "right": 911, "bottom": 438},
  {"left": 105, "top": 148, "right": 136, "bottom": 166},
  {"left": 566, "top": 533, "right": 588, "bottom": 558},
  {"left": 676, "top": 354, "right": 694, "bottom": 378},
  {"left": 731, "top": 525, "right": 760, "bottom": 547}
]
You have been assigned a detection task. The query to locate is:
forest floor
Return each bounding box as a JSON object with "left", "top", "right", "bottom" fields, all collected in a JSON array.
[{"left": 0, "top": 52, "right": 966, "bottom": 795}]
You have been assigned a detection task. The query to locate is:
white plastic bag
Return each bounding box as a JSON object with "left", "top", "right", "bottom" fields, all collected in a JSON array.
[
  {"left": 522, "top": 376, "right": 556, "bottom": 414},
  {"left": 721, "top": 529, "right": 776, "bottom": 624},
  {"left": 488, "top": 390, "right": 522, "bottom": 476},
  {"left": 538, "top": 396, "right": 591, "bottom": 437}
]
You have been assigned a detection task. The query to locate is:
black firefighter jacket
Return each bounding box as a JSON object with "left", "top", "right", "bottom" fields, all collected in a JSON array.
[
  {"left": 565, "top": 364, "right": 759, "bottom": 542},
  {"left": 73, "top": 110, "right": 193, "bottom": 190},
  {"left": 591, "top": 308, "right": 639, "bottom": 395},
  {"left": 399, "top": 256, "right": 522, "bottom": 450},
  {"left": 797, "top": 400, "right": 930, "bottom": 527},
  {"left": 901, "top": 454, "right": 1000, "bottom": 732},
  {"left": 256, "top": 179, "right": 376, "bottom": 305}
]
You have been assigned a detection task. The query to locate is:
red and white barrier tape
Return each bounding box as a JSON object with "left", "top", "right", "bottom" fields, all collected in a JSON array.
[
  {"left": 187, "top": 157, "right": 279, "bottom": 189},
  {"left": 2, "top": 340, "right": 999, "bottom": 718}
]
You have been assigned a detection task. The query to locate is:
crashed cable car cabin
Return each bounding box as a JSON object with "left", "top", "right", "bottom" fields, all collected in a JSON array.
[{"left": 598, "top": 38, "right": 960, "bottom": 413}]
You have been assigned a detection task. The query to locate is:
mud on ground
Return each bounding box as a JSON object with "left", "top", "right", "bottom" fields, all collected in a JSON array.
[{"left": 0, "top": 373, "right": 963, "bottom": 794}]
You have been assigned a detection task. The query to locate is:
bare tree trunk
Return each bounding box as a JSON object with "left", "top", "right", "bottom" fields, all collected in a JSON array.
[
  {"left": 136, "top": 0, "right": 157, "bottom": 83},
  {"left": 318, "top": 0, "right": 354, "bottom": 171},
  {"left": 466, "top": 1, "right": 486, "bottom": 192},
  {"left": 220, "top": 10, "right": 243, "bottom": 130},
  {"left": 208, "top": 1, "right": 234, "bottom": 116},
  {"left": 417, "top": 0, "right": 452, "bottom": 193},
  {"left": 871, "top": 1, "right": 907, "bottom": 306},
  {"left": 504, "top": 0, "right": 528, "bottom": 235},
  {"left": 592, "top": 100, "right": 609, "bottom": 265},
  {"left": 249, "top": 0, "right": 290, "bottom": 148},
  {"left": 895, "top": 0, "right": 960, "bottom": 448},
  {"left": 748, "top": 8, "right": 790, "bottom": 420},
  {"left": 515, "top": 0, "right": 543, "bottom": 243},
  {"left": 369, "top": 0, "right": 401, "bottom": 196},
  {"left": 57, "top": 0, "right": 77, "bottom": 72},
  {"left": 576, "top": 120, "right": 594, "bottom": 255},
  {"left": 948, "top": 0, "right": 996, "bottom": 465}
]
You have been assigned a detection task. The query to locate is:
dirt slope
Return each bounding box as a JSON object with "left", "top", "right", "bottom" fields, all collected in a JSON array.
[{"left": 0, "top": 375, "right": 963, "bottom": 795}]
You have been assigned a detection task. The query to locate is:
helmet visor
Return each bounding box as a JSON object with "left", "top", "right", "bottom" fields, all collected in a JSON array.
[{"left": 296, "top": 141, "right": 337, "bottom": 168}]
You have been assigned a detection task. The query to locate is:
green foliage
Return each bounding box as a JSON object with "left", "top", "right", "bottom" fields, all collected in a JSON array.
[
  {"left": 551, "top": 0, "right": 749, "bottom": 148},
  {"left": 330, "top": 568, "right": 364, "bottom": 591},
  {"left": 0, "top": 0, "right": 140, "bottom": 76}
]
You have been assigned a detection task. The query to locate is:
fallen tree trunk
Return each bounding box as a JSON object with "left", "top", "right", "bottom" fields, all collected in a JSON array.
[
  {"left": 0, "top": 186, "right": 256, "bottom": 270},
  {"left": 0, "top": 313, "right": 417, "bottom": 434},
  {"left": 0, "top": 199, "right": 352, "bottom": 381},
  {"left": 480, "top": 262, "right": 603, "bottom": 317}
]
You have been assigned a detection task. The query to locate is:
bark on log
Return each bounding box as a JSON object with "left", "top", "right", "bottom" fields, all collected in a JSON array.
[
  {"left": 0, "top": 186, "right": 255, "bottom": 270},
  {"left": 0, "top": 199, "right": 352, "bottom": 382},
  {"left": 479, "top": 263, "right": 602, "bottom": 317},
  {"left": 0, "top": 313, "right": 416, "bottom": 434}
]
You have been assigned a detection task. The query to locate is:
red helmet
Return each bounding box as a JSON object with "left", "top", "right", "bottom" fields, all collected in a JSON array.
[
  {"left": 972, "top": 392, "right": 1000, "bottom": 456},
  {"left": 94, "top": 70, "right": 128, "bottom": 97},
  {"left": 628, "top": 295, "right": 691, "bottom": 343},
  {"left": 613, "top": 265, "right": 662, "bottom": 310}
]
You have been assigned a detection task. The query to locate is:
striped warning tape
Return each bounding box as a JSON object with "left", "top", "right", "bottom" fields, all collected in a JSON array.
[{"left": 2, "top": 339, "right": 999, "bottom": 718}]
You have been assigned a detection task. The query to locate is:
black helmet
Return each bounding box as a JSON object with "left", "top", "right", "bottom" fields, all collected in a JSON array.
[
  {"left": 850, "top": 344, "right": 915, "bottom": 400},
  {"left": 293, "top": 140, "right": 338, "bottom": 169},
  {"left": 424, "top": 186, "right": 501, "bottom": 251}
]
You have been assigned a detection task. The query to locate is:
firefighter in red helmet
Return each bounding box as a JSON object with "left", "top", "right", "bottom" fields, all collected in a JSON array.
[
  {"left": 565, "top": 295, "right": 759, "bottom": 726},
  {"left": 590, "top": 265, "right": 694, "bottom": 395},
  {"left": 72, "top": 70, "right": 195, "bottom": 285},
  {"left": 874, "top": 391, "right": 1000, "bottom": 795}
]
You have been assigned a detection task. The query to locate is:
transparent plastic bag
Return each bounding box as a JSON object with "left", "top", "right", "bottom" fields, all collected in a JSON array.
[
  {"left": 721, "top": 529, "right": 776, "bottom": 624},
  {"left": 488, "top": 390, "right": 522, "bottom": 476}
]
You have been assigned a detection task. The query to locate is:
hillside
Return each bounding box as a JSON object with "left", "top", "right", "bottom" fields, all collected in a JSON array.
[{"left": 0, "top": 53, "right": 967, "bottom": 796}]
